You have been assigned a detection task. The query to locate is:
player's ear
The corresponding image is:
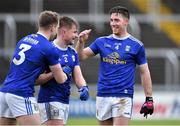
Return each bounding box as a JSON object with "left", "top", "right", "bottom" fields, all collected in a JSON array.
[
  {"left": 61, "top": 27, "right": 67, "bottom": 35},
  {"left": 50, "top": 24, "right": 56, "bottom": 32},
  {"left": 49, "top": 24, "right": 53, "bottom": 31},
  {"left": 124, "top": 18, "right": 129, "bottom": 26}
]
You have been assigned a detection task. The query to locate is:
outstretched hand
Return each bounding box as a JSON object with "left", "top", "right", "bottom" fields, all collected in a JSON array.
[{"left": 78, "top": 29, "right": 91, "bottom": 43}]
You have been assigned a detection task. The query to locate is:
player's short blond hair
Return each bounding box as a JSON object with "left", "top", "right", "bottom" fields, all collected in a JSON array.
[{"left": 59, "top": 16, "right": 78, "bottom": 30}]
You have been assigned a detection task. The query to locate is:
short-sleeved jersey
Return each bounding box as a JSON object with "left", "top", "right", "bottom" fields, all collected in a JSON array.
[
  {"left": 38, "top": 43, "right": 80, "bottom": 104},
  {"left": 89, "top": 34, "right": 147, "bottom": 98},
  {"left": 0, "top": 33, "right": 59, "bottom": 97}
]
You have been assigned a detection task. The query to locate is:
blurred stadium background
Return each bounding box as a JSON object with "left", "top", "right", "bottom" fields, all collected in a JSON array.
[{"left": 0, "top": 0, "right": 180, "bottom": 125}]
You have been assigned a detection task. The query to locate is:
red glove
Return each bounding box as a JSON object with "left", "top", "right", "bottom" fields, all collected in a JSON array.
[{"left": 140, "top": 97, "right": 154, "bottom": 118}]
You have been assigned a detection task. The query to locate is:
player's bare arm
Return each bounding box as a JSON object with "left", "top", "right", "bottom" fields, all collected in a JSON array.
[
  {"left": 36, "top": 64, "right": 70, "bottom": 85},
  {"left": 75, "top": 29, "right": 95, "bottom": 60},
  {"left": 50, "top": 64, "right": 68, "bottom": 84},
  {"left": 35, "top": 72, "right": 53, "bottom": 85},
  {"left": 73, "top": 65, "right": 89, "bottom": 101},
  {"left": 139, "top": 63, "right": 153, "bottom": 97},
  {"left": 139, "top": 63, "right": 154, "bottom": 118},
  {"left": 73, "top": 66, "right": 87, "bottom": 88}
]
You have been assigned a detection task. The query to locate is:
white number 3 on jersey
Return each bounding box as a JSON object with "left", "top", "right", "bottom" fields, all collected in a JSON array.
[{"left": 13, "top": 44, "right": 31, "bottom": 65}]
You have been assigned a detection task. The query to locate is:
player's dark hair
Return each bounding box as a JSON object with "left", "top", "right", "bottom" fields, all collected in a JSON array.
[
  {"left": 109, "top": 6, "right": 130, "bottom": 19},
  {"left": 38, "top": 10, "right": 59, "bottom": 29},
  {"left": 59, "top": 16, "right": 78, "bottom": 30}
]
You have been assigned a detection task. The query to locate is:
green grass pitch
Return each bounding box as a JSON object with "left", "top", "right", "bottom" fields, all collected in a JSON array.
[{"left": 67, "top": 117, "right": 180, "bottom": 125}]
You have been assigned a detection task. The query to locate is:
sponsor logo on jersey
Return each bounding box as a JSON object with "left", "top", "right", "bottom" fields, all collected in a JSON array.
[{"left": 103, "top": 52, "right": 126, "bottom": 64}]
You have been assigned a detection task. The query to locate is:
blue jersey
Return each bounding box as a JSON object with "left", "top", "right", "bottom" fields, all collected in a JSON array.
[
  {"left": 38, "top": 43, "right": 80, "bottom": 104},
  {"left": 89, "top": 34, "right": 147, "bottom": 98},
  {"left": 0, "top": 33, "right": 59, "bottom": 97}
]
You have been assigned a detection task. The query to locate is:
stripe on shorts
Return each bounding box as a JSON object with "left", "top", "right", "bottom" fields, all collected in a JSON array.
[{"left": 25, "top": 97, "right": 33, "bottom": 115}]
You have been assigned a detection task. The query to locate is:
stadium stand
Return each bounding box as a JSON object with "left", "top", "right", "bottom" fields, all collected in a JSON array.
[
  {"left": 164, "top": 0, "right": 180, "bottom": 14},
  {"left": 132, "top": 0, "right": 180, "bottom": 46}
]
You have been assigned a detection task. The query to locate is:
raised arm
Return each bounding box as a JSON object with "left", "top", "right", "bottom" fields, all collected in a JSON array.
[{"left": 75, "top": 29, "right": 95, "bottom": 60}]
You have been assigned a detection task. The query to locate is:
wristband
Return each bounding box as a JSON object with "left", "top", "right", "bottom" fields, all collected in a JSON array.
[{"left": 146, "top": 97, "right": 153, "bottom": 102}]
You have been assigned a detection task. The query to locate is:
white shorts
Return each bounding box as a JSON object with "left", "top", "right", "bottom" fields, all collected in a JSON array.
[
  {"left": 38, "top": 102, "right": 69, "bottom": 124},
  {"left": 0, "top": 92, "right": 39, "bottom": 118},
  {"left": 96, "top": 96, "right": 133, "bottom": 121}
]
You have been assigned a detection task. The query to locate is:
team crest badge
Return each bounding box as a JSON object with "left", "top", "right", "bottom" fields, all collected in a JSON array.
[
  {"left": 72, "top": 55, "right": 75, "bottom": 62},
  {"left": 125, "top": 45, "right": 131, "bottom": 51}
]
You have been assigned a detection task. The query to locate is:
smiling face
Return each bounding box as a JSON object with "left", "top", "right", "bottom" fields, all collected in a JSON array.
[
  {"left": 58, "top": 16, "right": 79, "bottom": 45},
  {"left": 66, "top": 25, "right": 78, "bottom": 45},
  {"left": 110, "top": 13, "right": 129, "bottom": 36},
  {"left": 63, "top": 24, "right": 78, "bottom": 45}
]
